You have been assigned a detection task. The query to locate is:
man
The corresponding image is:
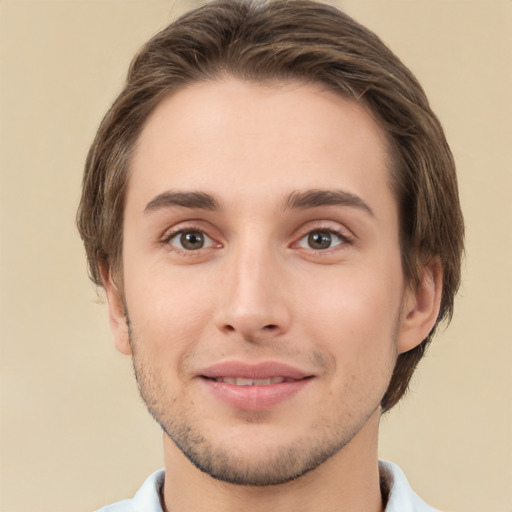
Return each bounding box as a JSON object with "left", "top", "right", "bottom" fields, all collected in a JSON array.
[{"left": 77, "top": 1, "right": 464, "bottom": 511}]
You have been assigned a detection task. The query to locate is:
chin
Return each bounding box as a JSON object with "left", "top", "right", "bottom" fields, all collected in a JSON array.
[{"left": 157, "top": 412, "right": 361, "bottom": 486}]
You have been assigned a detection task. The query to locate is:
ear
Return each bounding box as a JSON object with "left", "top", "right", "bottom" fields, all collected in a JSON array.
[
  {"left": 99, "top": 261, "right": 132, "bottom": 356},
  {"left": 397, "top": 258, "right": 443, "bottom": 354}
]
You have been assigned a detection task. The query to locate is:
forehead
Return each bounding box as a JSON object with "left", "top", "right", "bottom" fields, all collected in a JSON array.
[{"left": 128, "top": 78, "right": 394, "bottom": 216}]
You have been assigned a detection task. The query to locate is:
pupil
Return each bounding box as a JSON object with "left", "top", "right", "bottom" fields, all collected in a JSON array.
[
  {"left": 181, "top": 231, "right": 204, "bottom": 250},
  {"left": 308, "top": 232, "right": 331, "bottom": 249}
]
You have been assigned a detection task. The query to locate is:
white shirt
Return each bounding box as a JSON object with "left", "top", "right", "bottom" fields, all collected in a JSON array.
[{"left": 96, "top": 460, "right": 440, "bottom": 512}]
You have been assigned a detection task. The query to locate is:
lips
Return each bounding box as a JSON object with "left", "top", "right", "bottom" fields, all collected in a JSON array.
[
  {"left": 199, "top": 361, "right": 310, "bottom": 381},
  {"left": 198, "top": 361, "right": 313, "bottom": 410},
  {"left": 211, "top": 376, "right": 292, "bottom": 386}
]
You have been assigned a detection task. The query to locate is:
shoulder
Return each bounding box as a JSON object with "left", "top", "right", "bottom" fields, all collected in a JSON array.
[
  {"left": 95, "top": 469, "right": 165, "bottom": 512},
  {"left": 380, "top": 460, "right": 441, "bottom": 512}
]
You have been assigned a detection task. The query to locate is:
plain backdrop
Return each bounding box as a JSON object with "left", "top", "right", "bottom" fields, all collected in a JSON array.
[{"left": 0, "top": 1, "right": 511, "bottom": 511}]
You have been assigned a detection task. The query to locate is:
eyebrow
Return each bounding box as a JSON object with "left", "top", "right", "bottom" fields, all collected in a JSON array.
[
  {"left": 144, "top": 191, "right": 220, "bottom": 214},
  {"left": 143, "top": 188, "right": 373, "bottom": 216},
  {"left": 284, "top": 189, "right": 374, "bottom": 216}
]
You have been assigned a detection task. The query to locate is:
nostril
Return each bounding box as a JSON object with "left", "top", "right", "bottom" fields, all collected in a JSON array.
[{"left": 220, "top": 322, "right": 282, "bottom": 335}]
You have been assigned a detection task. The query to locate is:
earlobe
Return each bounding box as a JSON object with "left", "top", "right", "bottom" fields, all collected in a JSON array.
[
  {"left": 397, "top": 258, "right": 443, "bottom": 354},
  {"left": 99, "top": 261, "right": 132, "bottom": 356}
]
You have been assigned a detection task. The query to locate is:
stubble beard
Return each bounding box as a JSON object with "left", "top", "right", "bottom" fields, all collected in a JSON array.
[{"left": 126, "top": 315, "right": 391, "bottom": 487}]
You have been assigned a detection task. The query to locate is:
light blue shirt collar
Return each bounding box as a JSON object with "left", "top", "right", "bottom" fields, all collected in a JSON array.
[{"left": 96, "top": 461, "right": 440, "bottom": 512}]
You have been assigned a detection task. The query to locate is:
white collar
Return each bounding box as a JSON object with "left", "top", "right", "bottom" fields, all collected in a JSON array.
[
  {"left": 98, "top": 461, "right": 439, "bottom": 512},
  {"left": 379, "top": 460, "right": 440, "bottom": 512}
]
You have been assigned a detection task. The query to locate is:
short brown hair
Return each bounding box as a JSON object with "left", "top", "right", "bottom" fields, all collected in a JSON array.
[{"left": 77, "top": 0, "right": 464, "bottom": 411}]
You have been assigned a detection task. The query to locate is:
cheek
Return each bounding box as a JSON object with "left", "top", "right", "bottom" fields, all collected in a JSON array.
[
  {"left": 123, "top": 263, "right": 218, "bottom": 359},
  {"left": 299, "top": 271, "right": 400, "bottom": 407},
  {"left": 296, "top": 264, "right": 402, "bottom": 360}
]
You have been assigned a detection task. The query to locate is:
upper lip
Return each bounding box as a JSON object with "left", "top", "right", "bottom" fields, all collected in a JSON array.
[{"left": 198, "top": 361, "right": 312, "bottom": 380}]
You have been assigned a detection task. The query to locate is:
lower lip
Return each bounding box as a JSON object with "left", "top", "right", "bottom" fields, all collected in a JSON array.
[{"left": 201, "top": 378, "right": 312, "bottom": 411}]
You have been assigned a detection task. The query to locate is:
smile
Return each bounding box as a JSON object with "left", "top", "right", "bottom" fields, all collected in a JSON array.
[
  {"left": 208, "top": 377, "right": 296, "bottom": 386},
  {"left": 198, "top": 362, "right": 314, "bottom": 410}
]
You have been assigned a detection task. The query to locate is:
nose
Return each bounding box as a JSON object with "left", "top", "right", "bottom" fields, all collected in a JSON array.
[{"left": 214, "top": 242, "right": 292, "bottom": 341}]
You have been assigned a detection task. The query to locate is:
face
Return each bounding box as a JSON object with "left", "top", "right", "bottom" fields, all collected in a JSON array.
[{"left": 105, "top": 78, "right": 435, "bottom": 486}]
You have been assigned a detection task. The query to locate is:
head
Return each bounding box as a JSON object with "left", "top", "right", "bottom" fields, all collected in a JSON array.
[{"left": 78, "top": 0, "right": 463, "bottom": 417}]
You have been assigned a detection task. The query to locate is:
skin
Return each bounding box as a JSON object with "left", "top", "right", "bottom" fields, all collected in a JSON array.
[{"left": 102, "top": 78, "right": 442, "bottom": 512}]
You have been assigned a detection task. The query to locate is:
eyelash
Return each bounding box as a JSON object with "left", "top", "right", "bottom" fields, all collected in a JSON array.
[
  {"left": 160, "top": 225, "right": 353, "bottom": 254},
  {"left": 294, "top": 227, "right": 353, "bottom": 251},
  {"left": 161, "top": 224, "right": 219, "bottom": 254}
]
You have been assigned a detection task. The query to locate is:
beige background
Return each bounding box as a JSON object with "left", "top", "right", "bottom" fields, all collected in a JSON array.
[{"left": 0, "top": 1, "right": 511, "bottom": 511}]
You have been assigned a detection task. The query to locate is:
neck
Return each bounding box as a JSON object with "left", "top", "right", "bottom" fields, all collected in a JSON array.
[{"left": 161, "top": 410, "right": 384, "bottom": 512}]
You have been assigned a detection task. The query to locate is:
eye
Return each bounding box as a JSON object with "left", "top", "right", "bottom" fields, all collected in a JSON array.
[
  {"left": 297, "top": 229, "right": 346, "bottom": 250},
  {"left": 167, "top": 229, "right": 215, "bottom": 251}
]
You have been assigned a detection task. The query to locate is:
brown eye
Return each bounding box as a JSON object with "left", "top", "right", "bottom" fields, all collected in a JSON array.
[
  {"left": 308, "top": 232, "right": 332, "bottom": 249},
  {"left": 180, "top": 231, "right": 205, "bottom": 250},
  {"left": 297, "top": 230, "right": 345, "bottom": 250},
  {"left": 168, "top": 230, "right": 213, "bottom": 251}
]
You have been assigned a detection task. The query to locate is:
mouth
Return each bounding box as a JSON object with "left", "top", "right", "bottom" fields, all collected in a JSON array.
[
  {"left": 198, "top": 361, "right": 314, "bottom": 410},
  {"left": 204, "top": 376, "right": 299, "bottom": 386},
  {"left": 199, "top": 360, "right": 311, "bottom": 380}
]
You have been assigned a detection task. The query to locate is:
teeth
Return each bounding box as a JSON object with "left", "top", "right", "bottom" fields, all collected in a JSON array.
[
  {"left": 236, "top": 377, "right": 254, "bottom": 386},
  {"left": 253, "top": 378, "right": 271, "bottom": 385},
  {"left": 215, "top": 377, "right": 286, "bottom": 386}
]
